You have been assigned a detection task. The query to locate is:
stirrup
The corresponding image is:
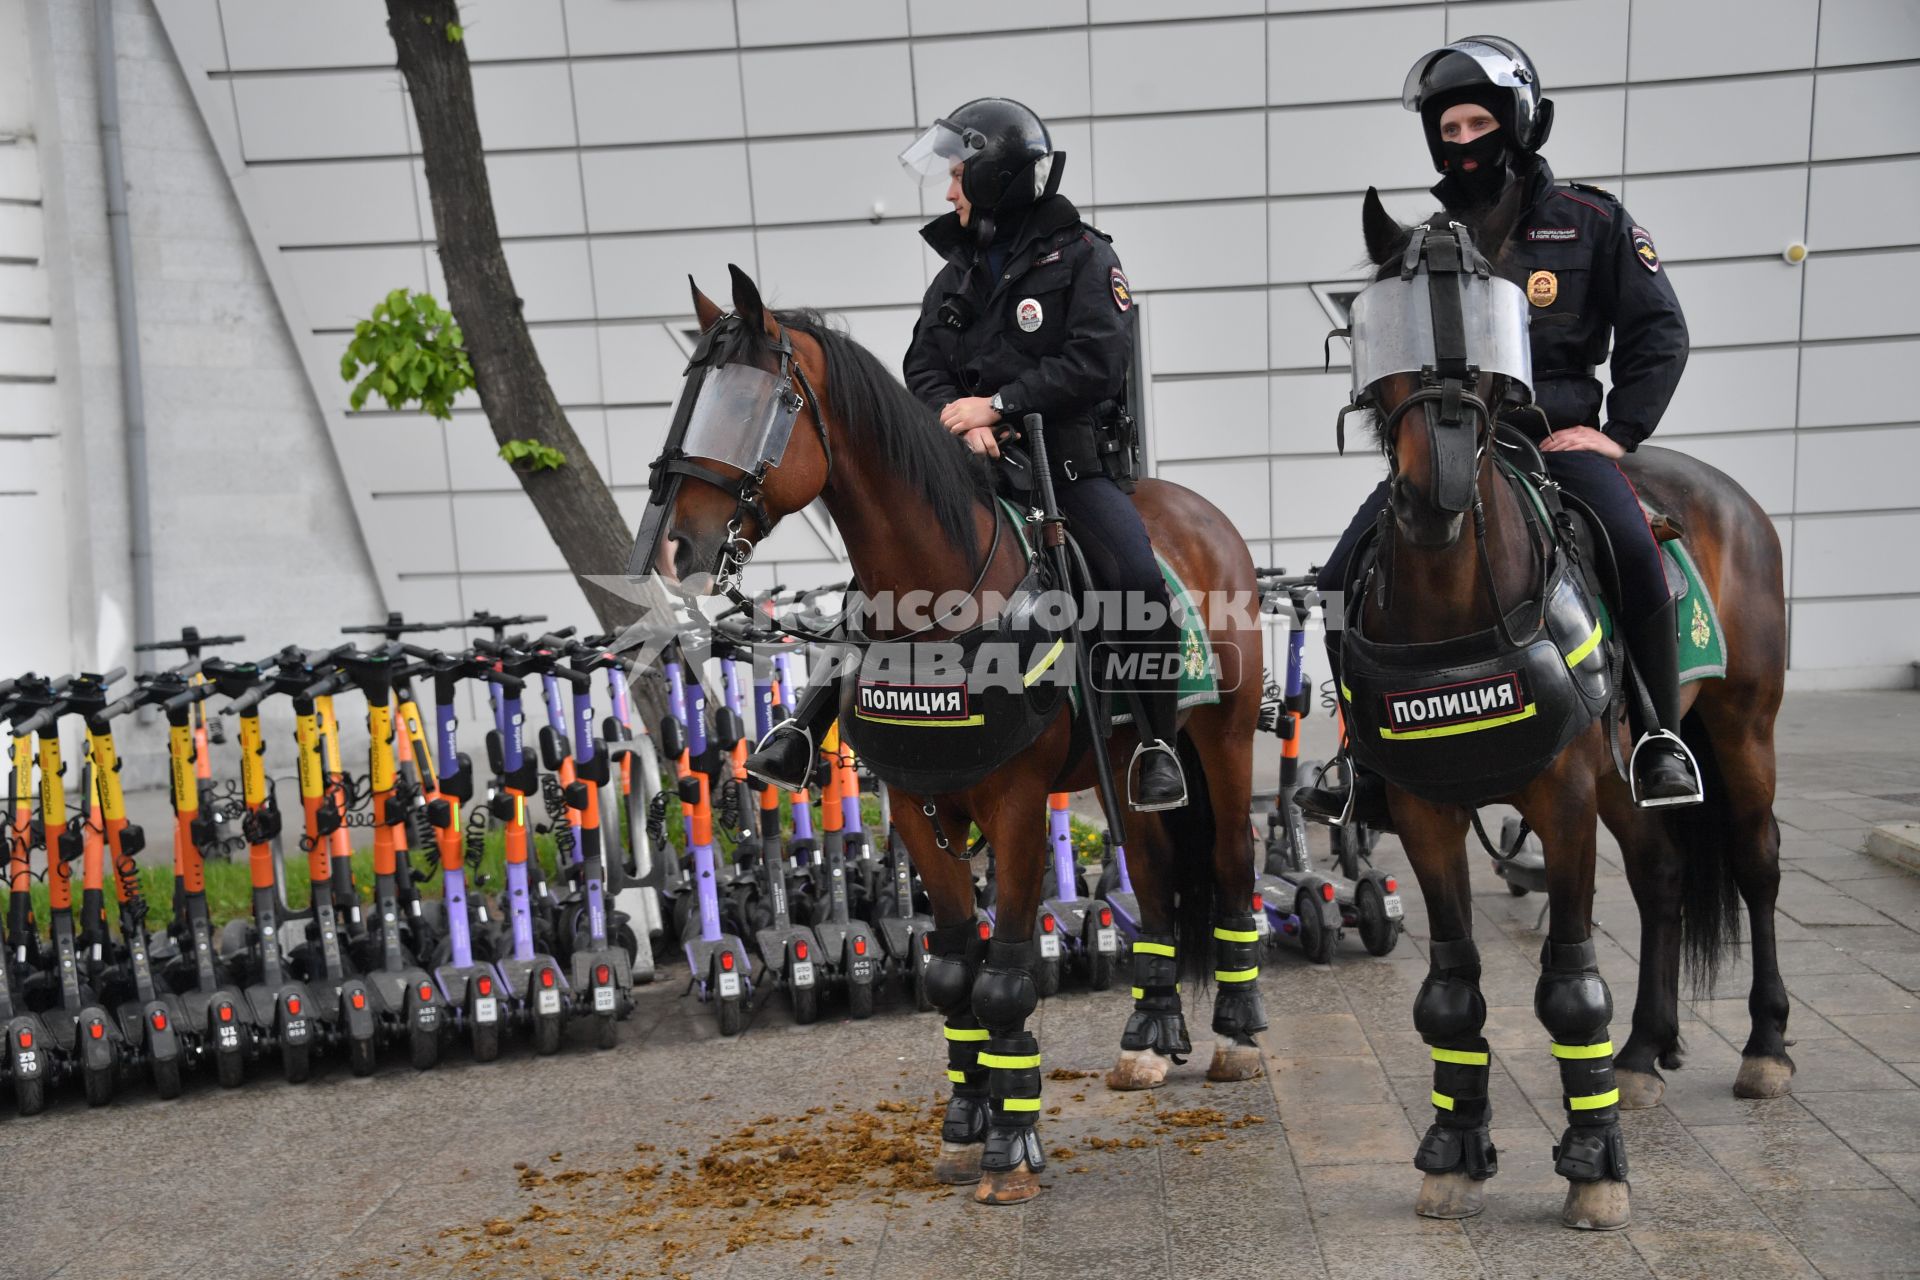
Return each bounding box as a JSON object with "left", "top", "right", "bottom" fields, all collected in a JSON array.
[
  {"left": 743, "top": 720, "right": 814, "bottom": 791},
  {"left": 1627, "top": 729, "right": 1704, "bottom": 809},
  {"left": 1127, "top": 739, "right": 1188, "bottom": 812}
]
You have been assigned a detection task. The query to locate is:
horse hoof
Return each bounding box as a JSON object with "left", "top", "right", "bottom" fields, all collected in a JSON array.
[
  {"left": 1615, "top": 1069, "right": 1665, "bottom": 1110},
  {"left": 973, "top": 1160, "right": 1043, "bottom": 1206},
  {"left": 1561, "top": 1179, "right": 1631, "bottom": 1231},
  {"left": 1415, "top": 1171, "right": 1487, "bottom": 1220},
  {"left": 1205, "top": 1041, "right": 1265, "bottom": 1083},
  {"left": 934, "top": 1142, "right": 983, "bottom": 1185},
  {"left": 1107, "top": 1048, "right": 1171, "bottom": 1091},
  {"left": 1734, "top": 1054, "right": 1794, "bottom": 1099}
]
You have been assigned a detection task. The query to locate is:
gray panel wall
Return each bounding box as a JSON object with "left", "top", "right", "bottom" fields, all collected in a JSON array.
[{"left": 145, "top": 0, "right": 1920, "bottom": 681}]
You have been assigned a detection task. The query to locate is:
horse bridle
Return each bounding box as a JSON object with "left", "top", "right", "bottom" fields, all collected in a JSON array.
[{"left": 641, "top": 313, "right": 833, "bottom": 594}]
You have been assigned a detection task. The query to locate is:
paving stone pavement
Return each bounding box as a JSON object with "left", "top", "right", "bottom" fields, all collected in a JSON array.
[{"left": 16, "top": 692, "right": 1920, "bottom": 1280}]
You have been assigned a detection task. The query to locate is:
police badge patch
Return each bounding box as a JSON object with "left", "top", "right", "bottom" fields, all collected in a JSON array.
[
  {"left": 1110, "top": 267, "right": 1132, "bottom": 312},
  {"left": 1631, "top": 226, "right": 1661, "bottom": 273},
  {"left": 1016, "top": 297, "right": 1043, "bottom": 332},
  {"left": 1526, "top": 269, "right": 1558, "bottom": 308}
]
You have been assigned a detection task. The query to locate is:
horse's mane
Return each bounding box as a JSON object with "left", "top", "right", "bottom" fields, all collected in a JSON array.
[{"left": 767, "top": 307, "right": 996, "bottom": 573}]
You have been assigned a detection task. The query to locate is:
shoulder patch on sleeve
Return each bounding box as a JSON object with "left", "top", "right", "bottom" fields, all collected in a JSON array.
[
  {"left": 1630, "top": 225, "right": 1661, "bottom": 273},
  {"left": 1110, "top": 267, "right": 1132, "bottom": 312}
]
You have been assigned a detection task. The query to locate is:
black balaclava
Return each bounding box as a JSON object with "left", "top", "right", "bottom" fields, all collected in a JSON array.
[{"left": 1423, "top": 88, "right": 1517, "bottom": 209}]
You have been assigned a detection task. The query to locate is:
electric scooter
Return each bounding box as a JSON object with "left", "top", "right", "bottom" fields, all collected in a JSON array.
[
  {"left": 579, "top": 633, "right": 663, "bottom": 979},
  {"left": 870, "top": 783, "right": 936, "bottom": 1011},
  {"left": 0, "top": 679, "right": 54, "bottom": 1111},
  {"left": 806, "top": 725, "right": 879, "bottom": 1018},
  {"left": 1033, "top": 792, "right": 1119, "bottom": 994}
]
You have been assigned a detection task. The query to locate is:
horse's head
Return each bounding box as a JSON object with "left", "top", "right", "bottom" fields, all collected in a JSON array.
[
  {"left": 1350, "top": 185, "right": 1532, "bottom": 549},
  {"left": 630, "top": 265, "right": 834, "bottom": 588}
]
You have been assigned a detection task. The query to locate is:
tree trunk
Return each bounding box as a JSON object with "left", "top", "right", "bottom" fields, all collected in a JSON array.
[{"left": 385, "top": 0, "right": 636, "bottom": 633}]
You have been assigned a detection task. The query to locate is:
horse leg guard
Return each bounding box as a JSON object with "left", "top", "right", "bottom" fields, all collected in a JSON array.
[
  {"left": 1110, "top": 934, "right": 1189, "bottom": 1091},
  {"left": 927, "top": 921, "right": 989, "bottom": 1185},
  {"left": 972, "top": 939, "right": 1044, "bottom": 1204},
  {"left": 1207, "top": 915, "right": 1267, "bottom": 1082},
  {"left": 1412, "top": 939, "right": 1497, "bottom": 1219},
  {"left": 1537, "top": 939, "right": 1631, "bottom": 1231}
]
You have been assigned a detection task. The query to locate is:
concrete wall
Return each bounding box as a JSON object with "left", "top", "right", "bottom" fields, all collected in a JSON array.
[
  {"left": 23, "top": 0, "right": 1918, "bottom": 695},
  {"left": 11, "top": 0, "right": 383, "bottom": 784}
]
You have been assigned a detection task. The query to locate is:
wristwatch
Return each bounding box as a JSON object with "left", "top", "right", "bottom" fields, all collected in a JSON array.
[{"left": 990, "top": 392, "right": 1008, "bottom": 420}]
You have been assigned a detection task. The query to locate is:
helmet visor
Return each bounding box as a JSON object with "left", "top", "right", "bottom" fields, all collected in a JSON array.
[
  {"left": 898, "top": 118, "right": 977, "bottom": 187},
  {"left": 680, "top": 362, "right": 801, "bottom": 475},
  {"left": 1402, "top": 40, "right": 1533, "bottom": 111}
]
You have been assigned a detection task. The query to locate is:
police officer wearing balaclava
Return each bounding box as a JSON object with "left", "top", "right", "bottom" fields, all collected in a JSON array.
[
  {"left": 1300, "top": 36, "right": 1702, "bottom": 822},
  {"left": 743, "top": 96, "right": 1186, "bottom": 811}
]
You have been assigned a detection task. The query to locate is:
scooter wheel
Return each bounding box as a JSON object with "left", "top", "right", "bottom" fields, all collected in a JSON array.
[
  {"left": 910, "top": 960, "right": 934, "bottom": 1013},
  {"left": 281, "top": 1036, "right": 311, "bottom": 1084},
  {"left": 532, "top": 1012, "right": 563, "bottom": 1056},
  {"left": 788, "top": 977, "right": 819, "bottom": 1026},
  {"left": 151, "top": 1053, "right": 184, "bottom": 1099},
  {"left": 409, "top": 1017, "right": 441, "bottom": 1070},
  {"left": 1085, "top": 941, "right": 1114, "bottom": 992},
  {"left": 595, "top": 1012, "right": 618, "bottom": 1050},
  {"left": 83, "top": 1060, "right": 115, "bottom": 1107},
  {"left": 1334, "top": 823, "right": 1368, "bottom": 883},
  {"left": 1033, "top": 954, "right": 1062, "bottom": 998},
  {"left": 716, "top": 995, "right": 744, "bottom": 1037},
  {"left": 1295, "top": 890, "right": 1334, "bottom": 966},
  {"left": 470, "top": 1017, "right": 501, "bottom": 1063},
  {"left": 215, "top": 1045, "right": 246, "bottom": 1090},
  {"left": 1507, "top": 879, "right": 1531, "bottom": 898},
  {"left": 1354, "top": 880, "right": 1400, "bottom": 957},
  {"left": 846, "top": 976, "right": 875, "bottom": 1021},
  {"left": 347, "top": 1034, "right": 377, "bottom": 1077},
  {"left": 14, "top": 1072, "right": 45, "bottom": 1116}
]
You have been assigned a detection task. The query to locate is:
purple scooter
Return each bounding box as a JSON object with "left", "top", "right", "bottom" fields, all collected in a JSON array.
[{"left": 1033, "top": 793, "right": 1119, "bottom": 995}]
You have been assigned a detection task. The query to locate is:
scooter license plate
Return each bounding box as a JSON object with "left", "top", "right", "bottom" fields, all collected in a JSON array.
[
  {"left": 475, "top": 996, "right": 498, "bottom": 1023},
  {"left": 717, "top": 972, "right": 741, "bottom": 1000},
  {"left": 1096, "top": 927, "right": 1117, "bottom": 953},
  {"left": 1039, "top": 933, "right": 1061, "bottom": 960},
  {"left": 593, "top": 986, "right": 616, "bottom": 1013},
  {"left": 1385, "top": 896, "right": 1405, "bottom": 921},
  {"left": 791, "top": 960, "right": 815, "bottom": 987},
  {"left": 537, "top": 989, "right": 561, "bottom": 1016}
]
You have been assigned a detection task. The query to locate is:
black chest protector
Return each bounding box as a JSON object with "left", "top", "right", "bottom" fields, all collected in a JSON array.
[{"left": 1340, "top": 551, "right": 1613, "bottom": 807}]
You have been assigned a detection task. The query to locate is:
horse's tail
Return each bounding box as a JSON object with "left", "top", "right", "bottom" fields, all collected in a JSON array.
[
  {"left": 1162, "top": 729, "right": 1217, "bottom": 986},
  {"left": 1665, "top": 709, "right": 1744, "bottom": 993}
]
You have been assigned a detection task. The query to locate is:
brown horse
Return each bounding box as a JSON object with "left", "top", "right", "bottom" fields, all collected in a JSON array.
[
  {"left": 639, "top": 266, "right": 1268, "bottom": 1204},
  {"left": 1344, "top": 189, "right": 1791, "bottom": 1231}
]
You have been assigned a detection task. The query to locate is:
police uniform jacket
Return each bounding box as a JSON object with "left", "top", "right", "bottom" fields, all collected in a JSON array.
[
  {"left": 905, "top": 194, "right": 1135, "bottom": 472},
  {"left": 1437, "top": 158, "right": 1688, "bottom": 452}
]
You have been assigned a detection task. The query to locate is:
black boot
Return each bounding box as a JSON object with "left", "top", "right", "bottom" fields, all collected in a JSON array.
[
  {"left": 1291, "top": 645, "right": 1395, "bottom": 832},
  {"left": 1625, "top": 598, "right": 1703, "bottom": 808},
  {"left": 1126, "top": 621, "right": 1188, "bottom": 812},
  {"left": 743, "top": 675, "right": 837, "bottom": 792}
]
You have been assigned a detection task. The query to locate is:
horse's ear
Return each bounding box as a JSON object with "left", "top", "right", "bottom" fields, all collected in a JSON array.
[
  {"left": 1361, "top": 186, "right": 1408, "bottom": 268},
  {"left": 727, "top": 263, "right": 771, "bottom": 335},
  {"left": 690, "top": 276, "right": 724, "bottom": 332},
  {"left": 1470, "top": 181, "right": 1528, "bottom": 271}
]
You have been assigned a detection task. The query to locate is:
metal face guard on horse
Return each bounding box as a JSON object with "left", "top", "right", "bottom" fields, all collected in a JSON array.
[
  {"left": 1333, "top": 187, "right": 1792, "bottom": 1230},
  {"left": 630, "top": 264, "right": 1271, "bottom": 1205}
]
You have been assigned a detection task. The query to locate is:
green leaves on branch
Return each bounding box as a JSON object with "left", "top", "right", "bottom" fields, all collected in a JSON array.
[
  {"left": 339, "top": 288, "right": 474, "bottom": 420},
  {"left": 498, "top": 438, "right": 567, "bottom": 472},
  {"left": 446, "top": 21, "right": 463, "bottom": 41}
]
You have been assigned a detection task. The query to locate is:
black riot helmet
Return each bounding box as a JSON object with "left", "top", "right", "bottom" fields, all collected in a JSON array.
[
  {"left": 899, "top": 97, "right": 1064, "bottom": 213},
  {"left": 1403, "top": 36, "right": 1554, "bottom": 173}
]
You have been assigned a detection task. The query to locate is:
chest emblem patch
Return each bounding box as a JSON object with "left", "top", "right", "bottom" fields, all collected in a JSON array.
[
  {"left": 1631, "top": 226, "right": 1661, "bottom": 273},
  {"left": 1526, "top": 269, "right": 1559, "bottom": 308},
  {"left": 1111, "top": 267, "right": 1132, "bottom": 312},
  {"left": 1527, "top": 226, "right": 1578, "bottom": 242},
  {"left": 1016, "top": 297, "right": 1044, "bottom": 332}
]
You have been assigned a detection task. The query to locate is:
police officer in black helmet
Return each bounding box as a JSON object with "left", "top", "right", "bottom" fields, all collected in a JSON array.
[
  {"left": 743, "top": 96, "right": 1187, "bottom": 811},
  {"left": 1298, "top": 37, "right": 1704, "bottom": 822}
]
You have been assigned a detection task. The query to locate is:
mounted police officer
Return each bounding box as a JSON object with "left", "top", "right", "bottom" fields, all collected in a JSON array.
[
  {"left": 746, "top": 97, "right": 1187, "bottom": 811},
  {"left": 1299, "top": 36, "right": 1703, "bottom": 822}
]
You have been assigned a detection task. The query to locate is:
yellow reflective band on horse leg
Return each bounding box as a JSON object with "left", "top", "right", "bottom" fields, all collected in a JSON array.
[
  {"left": 1431, "top": 1092, "right": 1455, "bottom": 1111},
  {"left": 1214, "top": 968, "right": 1259, "bottom": 984},
  {"left": 1568, "top": 1089, "right": 1620, "bottom": 1111},
  {"left": 1550, "top": 1040, "right": 1615, "bottom": 1060},
  {"left": 1000, "top": 1097, "right": 1043, "bottom": 1112},
  {"left": 1130, "top": 987, "right": 1146, "bottom": 1000},
  {"left": 1212, "top": 926, "right": 1258, "bottom": 943},
  {"left": 976, "top": 1052, "right": 1042, "bottom": 1071},
  {"left": 1023, "top": 638, "right": 1064, "bottom": 687},
  {"left": 943, "top": 1027, "right": 990, "bottom": 1042},
  {"left": 1133, "top": 941, "right": 1176, "bottom": 958},
  {"left": 1564, "top": 619, "right": 1604, "bottom": 668},
  {"left": 947, "top": 1070, "right": 968, "bottom": 1083},
  {"left": 1431, "top": 1047, "right": 1491, "bottom": 1066}
]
